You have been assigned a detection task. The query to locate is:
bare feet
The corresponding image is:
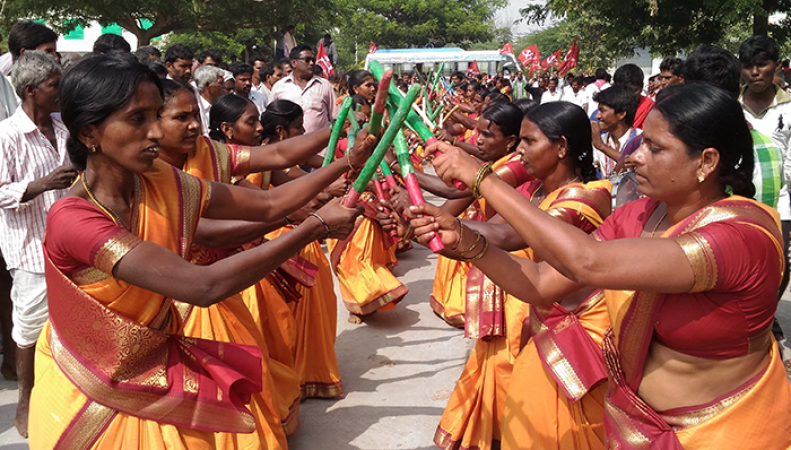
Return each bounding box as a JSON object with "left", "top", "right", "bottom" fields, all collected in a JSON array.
[
  {"left": 348, "top": 313, "right": 363, "bottom": 324},
  {"left": 13, "top": 406, "right": 28, "bottom": 438},
  {"left": 15, "top": 345, "right": 36, "bottom": 438}
]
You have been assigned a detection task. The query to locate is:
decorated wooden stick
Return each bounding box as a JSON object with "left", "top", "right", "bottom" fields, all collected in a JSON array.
[
  {"left": 379, "top": 160, "right": 398, "bottom": 190},
  {"left": 323, "top": 96, "right": 354, "bottom": 166},
  {"left": 431, "top": 63, "right": 444, "bottom": 95},
  {"left": 394, "top": 130, "right": 444, "bottom": 253},
  {"left": 368, "top": 70, "right": 393, "bottom": 138},
  {"left": 345, "top": 106, "right": 361, "bottom": 155},
  {"left": 371, "top": 171, "right": 398, "bottom": 241},
  {"left": 343, "top": 84, "right": 421, "bottom": 208},
  {"left": 369, "top": 61, "right": 436, "bottom": 131}
]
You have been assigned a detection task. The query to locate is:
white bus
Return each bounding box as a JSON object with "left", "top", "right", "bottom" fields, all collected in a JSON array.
[{"left": 364, "top": 47, "right": 521, "bottom": 76}]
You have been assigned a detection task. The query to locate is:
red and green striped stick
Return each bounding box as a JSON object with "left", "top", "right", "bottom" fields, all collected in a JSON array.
[
  {"left": 394, "top": 130, "right": 444, "bottom": 253},
  {"left": 323, "top": 96, "right": 354, "bottom": 167},
  {"left": 368, "top": 70, "right": 393, "bottom": 138},
  {"left": 343, "top": 84, "right": 421, "bottom": 208}
]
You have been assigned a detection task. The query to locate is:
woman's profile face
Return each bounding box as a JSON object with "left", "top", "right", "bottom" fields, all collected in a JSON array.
[
  {"left": 158, "top": 90, "right": 202, "bottom": 155},
  {"left": 631, "top": 110, "right": 702, "bottom": 202},
  {"left": 228, "top": 103, "right": 263, "bottom": 146},
  {"left": 516, "top": 119, "right": 562, "bottom": 180},
  {"left": 286, "top": 116, "right": 305, "bottom": 138},
  {"left": 475, "top": 117, "right": 513, "bottom": 162},
  {"left": 89, "top": 81, "right": 164, "bottom": 173}
]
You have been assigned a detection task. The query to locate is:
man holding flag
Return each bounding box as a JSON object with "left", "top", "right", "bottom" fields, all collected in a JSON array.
[
  {"left": 316, "top": 40, "right": 335, "bottom": 77},
  {"left": 558, "top": 38, "right": 579, "bottom": 77}
]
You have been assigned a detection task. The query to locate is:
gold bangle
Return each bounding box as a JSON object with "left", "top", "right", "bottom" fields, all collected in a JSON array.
[
  {"left": 460, "top": 235, "right": 489, "bottom": 263},
  {"left": 472, "top": 163, "right": 493, "bottom": 199},
  {"left": 451, "top": 218, "right": 464, "bottom": 251},
  {"left": 403, "top": 224, "right": 414, "bottom": 241},
  {"left": 389, "top": 160, "right": 399, "bottom": 172},
  {"left": 458, "top": 230, "right": 481, "bottom": 256},
  {"left": 348, "top": 157, "right": 360, "bottom": 173}
]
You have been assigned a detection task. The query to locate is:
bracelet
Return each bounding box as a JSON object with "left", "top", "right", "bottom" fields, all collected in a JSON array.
[
  {"left": 308, "top": 212, "right": 331, "bottom": 239},
  {"left": 458, "top": 230, "right": 481, "bottom": 256},
  {"left": 451, "top": 218, "right": 464, "bottom": 251},
  {"left": 284, "top": 216, "right": 295, "bottom": 225},
  {"left": 389, "top": 160, "right": 399, "bottom": 172},
  {"left": 403, "top": 224, "right": 414, "bottom": 241},
  {"left": 472, "top": 163, "right": 493, "bottom": 199},
  {"left": 347, "top": 157, "right": 361, "bottom": 173},
  {"left": 460, "top": 235, "right": 489, "bottom": 263}
]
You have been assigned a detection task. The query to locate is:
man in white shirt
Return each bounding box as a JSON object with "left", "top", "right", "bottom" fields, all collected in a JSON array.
[
  {"left": 164, "top": 43, "right": 194, "bottom": 83},
  {"left": 541, "top": 77, "right": 563, "bottom": 103},
  {"left": 512, "top": 71, "right": 528, "bottom": 100},
  {"left": 585, "top": 68, "right": 610, "bottom": 117},
  {"left": 563, "top": 76, "right": 587, "bottom": 109},
  {"left": 270, "top": 45, "right": 338, "bottom": 136},
  {"left": 229, "top": 61, "right": 266, "bottom": 115},
  {"left": 0, "top": 51, "right": 74, "bottom": 437},
  {"left": 260, "top": 61, "right": 286, "bottom": 106},
  {"left": 589, "top": 85, "right": 640, "bottom": 179},
  {"left": 193, "top": 65, "right": 228, "bottom": 135},
  {"left": 250, "top": 56, "right": 267, "bottom": 95}
]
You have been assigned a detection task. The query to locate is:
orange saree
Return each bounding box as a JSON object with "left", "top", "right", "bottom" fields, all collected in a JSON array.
[
  {"left": 29, "top": 161, "right": 266, "bottom": 450},
  {"left": 596, "top": 196, "right": 791, "bottom": 449},
  {"left": 430, "top": 153, "right": 530, "bottom": 328},
  {"left": 327, "top": 192, "right": 408, "bottom": 315},
  {"left": 179, "top": 137, "right": 298, "bottom": 443},
  {"left": 436, "top": 179, "right": 612, "bottom": 450}
]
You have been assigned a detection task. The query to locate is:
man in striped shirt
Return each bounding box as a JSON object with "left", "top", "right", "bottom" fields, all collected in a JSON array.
[{"left": 0, "top": 51, "right": 74, "bottom": 437}]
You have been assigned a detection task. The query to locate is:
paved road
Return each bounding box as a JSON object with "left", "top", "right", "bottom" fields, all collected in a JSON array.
[{"left": 1, "top": 190, "right": 790, "bottom": 448}]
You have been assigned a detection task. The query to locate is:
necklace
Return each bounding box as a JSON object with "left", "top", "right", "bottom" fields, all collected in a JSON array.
[
  {"left": 650, "top": 211, "right": 668, "bottom": 238},
  {"left": 81, "top": 173, "right": 127, "bottom": 228}
]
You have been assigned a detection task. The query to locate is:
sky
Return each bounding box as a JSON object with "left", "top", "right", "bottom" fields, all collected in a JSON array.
[{"left": 495, "top": 0, "right": 552, "bottom": 37}]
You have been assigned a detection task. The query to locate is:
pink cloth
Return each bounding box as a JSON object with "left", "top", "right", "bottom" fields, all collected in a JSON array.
[{"left": 269, "top": 75, "right": 338, "bottom": 134}]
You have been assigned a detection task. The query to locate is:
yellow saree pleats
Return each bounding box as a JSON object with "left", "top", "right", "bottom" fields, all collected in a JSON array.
[{"left": 268, "top": 226, "right": 343, "bottom": 399}]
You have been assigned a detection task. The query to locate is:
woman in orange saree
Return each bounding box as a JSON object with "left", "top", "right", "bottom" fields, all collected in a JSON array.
[
  {"left": 260, "top": 100, "right": 347, "bottom": 399},
  {"left": 414, "top": 85, "right": 791, "bottom": 449},
  {"left": 29, "top": 54, "right": 367, "bottom": 449},
  {"left": 429, "top": 103, "right": 612, "bottom": 450}
]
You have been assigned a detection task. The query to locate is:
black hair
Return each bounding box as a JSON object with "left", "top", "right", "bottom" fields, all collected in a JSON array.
[
  {"left": 323, "top": 33, "right": 331, "bottom": 40},
  {"left": 739, "top": 35, "right": 780, "bottom": 63},
  {"left": 346, "top": 70, "right": 374, "bottom": 96},
  {"left": 135, "top": 45, "right": 161, "bottom": 61},
  {"left": 160, "top": 78, "right": 193, "bottom": 102},
  {"left": 287, "top": 25, "right": 296, "bottom": 30},
  {"left": 594, "top": 68, "right": 608, "bottom": 80},
  {"left": 571, "top": 76, "right": 584, "bottom": 86},
  {"left": 260, "top": 61, "right": 276, "bottom": 81},
  {"left": 525, "top": 102, "right": 597, "bottom": 182},
  {"left": 313, "top": 65, "right": 324, "bottom": 76},
  {"left": 164, "top": 43, "right": 194, "bottom": 64},
  {"left": 512, "top": 98, "right": 539, "bottom": 116},
  {"left": 480, "top": 102, "right": 523, "bottom": 152},
  {"left": 654, "top": 83, "right": 754, "bottom": 198},
  {"left": 93, "top": 34, "right": 131, "bottom": 54},
  {"left": 229, "top": 61, "right": 253, "bottom": 78},
  {"left": 197, "top": 50, "right": 222, "bottom": 66},
  {"left": 500, "top": 78, "right": 511, "bottom": 88},
  {"left": 351, "top": 94, "right": 370, "bottom": 109},
  {"left": 486, "top": 92, "right": 510, "bottom": 105},
  {"left": 593, "top": 85, "right": 640, "bottom": 127},
  {"left": 277, "top": 58, "right": 292, "bottom": 69},
  {"left": 144, "top": 58, "right": 168, "bottom": 77},
  {"left": 659, "top": 57, "right": 684, "bottom": 77},
  {"left": 457, "top": 81, "right": 469, "bottom": 92},
  {"left": 613, "top": 64, "right": 644, "bottom": 92},
  {"left": 684, "top": 45, "right": 741, "bottom": 99},
  {"left": 289, "top": 44, "right": 313, "bottom": 61},
  {"left": 208, "top": 94, "right": 252, "bottom": 142},
  {"left": 452, "top": 71, "right": 465, "bottom": 80},
  {"left": 248, "top": 55, "right": 266, "bottom": 66},
  {"left": 8, "top": 21, "right": 58, "bottom": 58},
  {"left": 260, "top": 100, "right": 303, "bottom": 142},
  {"left": 59, "top": 53, "right": 163, "bottom": 171},
  {"left": 583, "top": 76, "right": 596, "bottom": 85}
]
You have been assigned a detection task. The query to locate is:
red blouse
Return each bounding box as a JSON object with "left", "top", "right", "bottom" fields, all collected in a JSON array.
[{"left": 592, "top": 198, "right": 780, "bottom": 359}]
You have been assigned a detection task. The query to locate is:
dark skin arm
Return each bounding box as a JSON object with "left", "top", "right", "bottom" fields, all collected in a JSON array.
[
  {"left": 21, "top": 165, "right": 78, "bottom": 202},
  {"left": 248, "top": 128, "right": 331, "bottom": 172},
  {"left": 115, "top": 197, "right": 362, "bottom": 307}
]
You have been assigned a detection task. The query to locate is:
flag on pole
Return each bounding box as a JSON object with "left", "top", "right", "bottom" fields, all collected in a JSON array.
[
  {"left": 558, "top": 38, "right": 579, "bottom": 77},
  {"left": 518, "top": 44, "right": 540, "bottom": 68},
  {"left": 499, "top": 43, "right": 514, "bottom": 55},
  {"left": 369, "top": 40, "right": 377, "bottom": 53},
  {"left": 541, "top": 48, "right": 563, "bottom": 69},
  {"left": 467, "top": 60, "right": 481, "bottom": 76},
  {"left": 316, "top": 42, "right": 334, "bottom": 77}
]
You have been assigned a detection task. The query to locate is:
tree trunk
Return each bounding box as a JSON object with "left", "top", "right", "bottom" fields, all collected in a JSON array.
[{"left": 753, "top": 0, "right": 769, "bottom": 36}]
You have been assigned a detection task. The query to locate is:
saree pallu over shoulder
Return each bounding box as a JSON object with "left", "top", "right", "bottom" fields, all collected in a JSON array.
[
  {"left": 46, "top": 258, "right": 262, "bottom": 439},
  {"left": 183, "top": 137, "right": 251, "bottom": 185},
  {"left": 602, "top": 196, "right": 787, "bottom": 450},
  {"left": 465, "top": 180, "right": 612, "bottom": 340}
]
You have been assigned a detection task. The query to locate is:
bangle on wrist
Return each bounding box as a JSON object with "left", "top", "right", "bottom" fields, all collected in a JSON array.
[
  {"left": 460, "top": 234, "right": 489, "bottom": 263},
  {"left": 308, "top": 212, "right": 331, "bottom": 239},
  {"left": 389, "top": 160, "right": 399, "bottom": 172},
  {"left": 284, "top": 216, "right": 295, "bottom": 225},
  {"left": 347, "top": 157, "right": 360, "bottom": 173},
  {"left": 472, "top": 163, "right": 493, "bottom": 199},
  {"left": 451, "top": 218, "right": 464, "bottom": 251},
  {"left": 403, "top": 224, "right": 414, "bottom": 241},
  {"left": 458, "top": 230, "right": 481, "bottom": 256}
]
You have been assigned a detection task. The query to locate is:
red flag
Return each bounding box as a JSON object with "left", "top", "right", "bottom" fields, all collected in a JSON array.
[
  {"left": 558, "top": 38, "right": 579, "bottom": 77},
  {"left": 467, "top": 60, "right": 480, "bottom": 76},
  {"left": 541, "top": 49, "right": 563, "bottom": 69},
  {"left": 369, "top": 40, "right": 377, "bottom": 53},
  {"left": 499, "top": 43, "right": 514, "bottom": 55},
  {"left": 518, "top": 44, "right": 539, "bottom": 68},
  {"left": 316, "top": 42, "right": 334, "bottom": 77}
]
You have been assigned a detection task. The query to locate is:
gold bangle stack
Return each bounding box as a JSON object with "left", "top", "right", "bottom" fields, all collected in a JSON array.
[
  {"left": 472, "top": 163, "right": 493, "bottom": 199},
  {"left": 460, "top": 235, "right": 489, "bottom": 262},
  {"left": 451, "top": 218, "right": 464, "bottom": 251},
  {"left": 458, "top": 230, "right": 481, "bottom": 256}
]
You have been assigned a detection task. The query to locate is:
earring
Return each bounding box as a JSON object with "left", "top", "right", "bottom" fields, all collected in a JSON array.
[
  {"left": 558, "top": 153, "right": 565, "bottom": 159},
  {"left": 697, "top": 173, "right": 705, "bottom": 183},
  {"left": 91, "top": 145, "right": 98, "bottom": 153},
  {"left": 226, "top": 133, "right": 233, "bottom": 140}
]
